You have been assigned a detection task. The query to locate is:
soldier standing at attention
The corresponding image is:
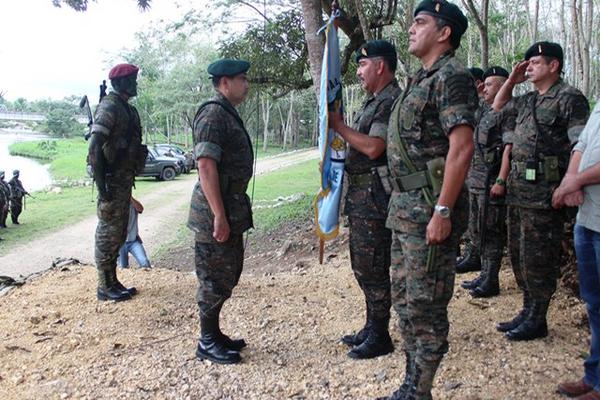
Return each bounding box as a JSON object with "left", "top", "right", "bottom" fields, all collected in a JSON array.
[
  {"left": 329, "top": 40, "right": 400, "bottom": 359},
  {"left": 0, "top": 170, "right": 10, "bottom": 229},
  {"left": 8, "top": 170, "right": 28, "bottom": 225},
  {"left": 379, "top": 1, "right": 478, "bottom": 399},
  {"left": 460, "top": 66, "right": 516, "bottom": 298},
  {"left": 88, "top": 63, "right": 147, "bottom": 302},
  {"left": 188, "top": 59, "right": 253, "bottom": 365},
  {"left": 492, "top": 42, "right": 589, "bottom": 341}
]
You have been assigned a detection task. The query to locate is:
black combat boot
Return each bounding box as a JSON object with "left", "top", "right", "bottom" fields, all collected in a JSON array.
[
  {"left": 375, "top": 351, "right": 415, "bottom": 399},
  {"left": 456, "top": 245, "right": 481, "bottom": 273},
  {"left": 342, "top": 304, "right": 372, "bottom": 346},
  {"left": 348, "top": 318, "right": 394, "bottom": 359},
  {"left": 97, "top": 270, "right": 131, "bottom": 301},
  {"left": 111, "top": 268, "right": 137, "bottom": 296},
  {"left": 460, "top": 274, "right": 483, "bottom": 290},
  {"left": 469, "top": 260, "right": 500, "bottom": 298},
  {"left": 496, "top": 292, "right": 531, "bottom": 332},
  {"left": 196, "top": 315, "right": 241, "bottom": 364},
  {"left": 403, "top": 361, "right": 437, "bottom": 400},
  {"left": 505, "top": 299, "right": 549, "bottom": 341},
  {"left": 212, "top": 303, "right": 247, "bottom": 351}
]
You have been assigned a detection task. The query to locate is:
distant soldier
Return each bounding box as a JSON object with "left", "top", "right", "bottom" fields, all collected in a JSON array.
[
  {"left": 0, "top": 170, "right": 10, "bottom": 228},
  {"left": 188, "top": 59, "right": 253, "bottom": 365},
  {"left": 460, "top": 66, "right": 515, "bottom": 298},
  {"left": 493, "top": 42, "right": 589, "bottom": 341},
  {"left": 8, "top": 170, "right": 27, "bottom": 225},
  {"left": 88, "top": 63, "right": 147, "bottom": 302},
  {"left": 381, "top": 1, "right": 477, "bottom": 399},
  {"left": 329, "top": 40, "right": 400, "bottom": 359}
]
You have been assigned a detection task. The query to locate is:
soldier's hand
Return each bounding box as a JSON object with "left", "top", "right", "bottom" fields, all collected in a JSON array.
[
  {"left": 564, "top": 190, "right": 584, "bottom": 208},
  {"left": 328, "top": 110, "right": 344, "bottom": 132},
  {"left": 490, "top": 183, "right": 506, "bottom": 198},
  {"left": 426, "top": 213, "right": 451, "bottom": 245},
  {"left": 213, "top": 214, "right": 231, "bottom": 243},
  {"left": 509, "top": 61, "right": 530, "bottom": 85}
]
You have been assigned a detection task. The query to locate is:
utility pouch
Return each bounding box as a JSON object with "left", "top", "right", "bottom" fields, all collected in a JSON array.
[
  {"left": 525, "top": 157, "right": 537, "bottom": 182},
  {"left": 543, "top": 156, "right": 560, "bottom": 182},
  {"left": 375, "top": 165, "right": 393, "bottom": 195},
  {"left": 426, "top": 157, "right": 445, "bottom": 196},
  {"left": 484, "top": 150, "right": 496, "bottom": 165}
]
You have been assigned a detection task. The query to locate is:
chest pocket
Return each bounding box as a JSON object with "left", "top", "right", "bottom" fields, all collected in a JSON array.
[{"left": 401, "top": 85, "right": 429, "bottom": 138}]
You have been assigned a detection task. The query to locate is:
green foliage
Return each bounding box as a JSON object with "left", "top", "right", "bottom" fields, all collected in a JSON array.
[
  {"left": 44, "top": 108, "right": 84, "bottom": 138},
  {"left": 249, "top": 159, "right": 319, "bottom": 201}
]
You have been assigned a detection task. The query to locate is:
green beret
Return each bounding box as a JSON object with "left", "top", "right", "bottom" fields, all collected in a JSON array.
[
  {"left": 468, "top": 67, "right": 484, "bottom": 81},
  {"left": 414, "top": 0, "right": 468, "bottom": 37},
  {"left": 525, "top": 41, "right": 563, "bottom": 62},
  {"left": 482, "top": 66, "right": 509, "bottom": 80},
  {"left": 207, "top": 59, "right": 250, "bottom": 77}
]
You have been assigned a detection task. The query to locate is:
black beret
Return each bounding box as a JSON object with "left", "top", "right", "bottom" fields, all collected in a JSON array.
[
  {"left": 207, "top": 59, "right": 250, "bottom": 77},
  {"left": 525, "top": 41, "right": 564, "bottom": 62},
  {"left": 468, "top": 67, "right": 484, "bottom": 81},
  {"left": 355, "top": 40, "right": 397, "bottom": 63},
  {"left": 414, "top": 0, "right": 468, "bottom": 37},
  {"left": 482, "top": 66, "right": 509, "bottom": 80}
]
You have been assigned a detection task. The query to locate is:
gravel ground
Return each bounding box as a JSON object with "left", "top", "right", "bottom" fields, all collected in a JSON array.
[{"left": 0, "top": 227, "right": 590, "bottom": 400}]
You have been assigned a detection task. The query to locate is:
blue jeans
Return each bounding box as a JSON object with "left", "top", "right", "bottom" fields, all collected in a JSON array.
[
  {"left": 118, "top": 240, "right": 150, "bottom": 268},
  {"left": 575, "top": 224, "right": 600, "bottom": 390}
]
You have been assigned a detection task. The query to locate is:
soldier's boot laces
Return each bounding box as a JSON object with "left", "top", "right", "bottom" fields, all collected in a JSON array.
[
  {"left": 348, "top": 318, "right": 394, "bottom": 359},
  {"left": 496, "top": 292, "right": 531, "bottom": 332},
  {"left": 196, "top": 315, "right": 241, "bottom": 364},
  {"left": 342, "top": 303, "right": 372, "bottom": 346},
  {"left": 505, "top": 299, "right": 549, "bottom": 341},
  {"left": 469, "top": 259, "right": 500, "bottom": 298},
  {"left": 456, "top": 246, "right": 481, "bottom": 273}
]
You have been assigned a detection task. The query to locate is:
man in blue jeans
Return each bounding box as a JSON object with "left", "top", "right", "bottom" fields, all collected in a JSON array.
[
  {"left": 553, "top": 101, "right": 600, "bottom": 399},
  {"left": 118, "top": 196, "right": 151, "bottom": 269}
]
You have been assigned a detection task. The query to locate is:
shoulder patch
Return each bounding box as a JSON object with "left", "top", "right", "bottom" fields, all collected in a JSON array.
[{"left": 445, "top": 73, "right": 475, "bottom": 106}]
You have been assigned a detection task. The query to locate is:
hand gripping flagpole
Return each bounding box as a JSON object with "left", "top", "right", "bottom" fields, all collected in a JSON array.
[{"left": 314, "top": 3, "right": 345, "bottom": 264}]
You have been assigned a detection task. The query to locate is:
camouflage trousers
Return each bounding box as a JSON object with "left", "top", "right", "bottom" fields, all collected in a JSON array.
[
  {"left": 0, "top": 199, "right": 7, "bottom": 227},
  {"left": 10, "top": 198, "right": 22, "bottom": 223},
  {"left": 94, "top": 173, "right": 133, "bottom": 289},
  {"left": 195, "top": 234, "right": 244, "bottom": 318},
  {"left": 463, "top": 191, "right": 482, "bottom": 255},
  {"left": 390, "top": 221, "right": 463, "bottom": 399},
  {"left": 470, "top": 192, "right": 507, "bottom": 266},
  {"left": 507, "top": 206, "right": 565, "bottom": 301},
  {"left": 348, "top": 216, "right": 391, "bottom": 321}
]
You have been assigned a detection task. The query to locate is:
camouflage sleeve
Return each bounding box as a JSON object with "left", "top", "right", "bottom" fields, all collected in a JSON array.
[
  {"left": 368, "top": 97, "right": 395, "bottom": 141},
  {"left": 563, "top": 92, "right": 590, "bottom": 145},
  {"left": 91, "top": 99, "right": 118, "bottom": 137},
  {"left": 437, "top": 71, "right": 478, "bottom": 135},
  {"left": 193, "top": 106, "right": 226, "bottom": 162},
  {"left": 502, "top": 96, "right": 527, "bottom": 144},
  {"left": 500, "top": 99, "right": 518, "bottom": 143}
]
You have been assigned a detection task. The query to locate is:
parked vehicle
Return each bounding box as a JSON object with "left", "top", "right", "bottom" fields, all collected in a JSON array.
[
  {"left": 153, "top": 144, "right": 195, "bottom": 173},
  {"left": 137, "top": 148, "right": 182, "bottom": 181}
]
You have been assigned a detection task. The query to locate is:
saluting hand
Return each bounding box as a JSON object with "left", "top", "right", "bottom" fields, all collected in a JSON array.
[{"left": 509, "top": 61, "right": 530, "bottom": 85}]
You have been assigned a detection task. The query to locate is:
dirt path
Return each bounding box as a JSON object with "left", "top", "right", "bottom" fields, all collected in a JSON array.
[{"left": 0, "top": 148, "right": 319, "bottom": 280}]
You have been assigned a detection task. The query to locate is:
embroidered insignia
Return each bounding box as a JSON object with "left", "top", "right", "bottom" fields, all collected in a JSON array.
[
  {"left": 435, "top": 3, "right": 441, "bottom": 12},
  {"left": 538, "top": 44, "right": 542, "bottom": 54},
  {"left": 361, "top": 48, "right": 368, "bottom": 56},
  {"left": 331, "top": 136, "right": 345, "bottom": 151}
]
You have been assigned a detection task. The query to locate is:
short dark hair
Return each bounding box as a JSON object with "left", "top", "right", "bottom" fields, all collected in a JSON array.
[
  {"left": 541, "top": 56, "right": 563, "bottom": 74},
  {"left": 211, "top": 76, "right": 222, "bottom": 88},
  {"left": 434, "top": 17, "right": 461, "bottom": 49}
]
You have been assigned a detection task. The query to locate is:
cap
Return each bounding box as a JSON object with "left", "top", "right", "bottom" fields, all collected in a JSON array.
[
  {"left": 468, "top": 67, "right": 484, "bottom": 81},
  {"left": 355, "top": 40, "right": 397, "bottom": 63},
  {"left": 414, "top": 0, "right": 468, "bottom": 37},
  {"left": 482, "top": 66, "right": 509, "bottom": 80},
  {"left": 108, "top": 63, "right": 139, "bottom": 80},
  {"left": 525, "top": 41, "right": 564, "bottom": 62},
  {"left": 207, "top": 59, "right": 250, "bottom": 77}
]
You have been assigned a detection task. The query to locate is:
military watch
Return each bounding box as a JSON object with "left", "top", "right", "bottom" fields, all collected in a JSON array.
[{"left": 434, "top": 204, "right": 451, "bottom": 219}]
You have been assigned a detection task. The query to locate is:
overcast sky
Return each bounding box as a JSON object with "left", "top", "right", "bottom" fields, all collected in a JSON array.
[{"left": 0, "top": 0, "right": 200, "bottom": 103}]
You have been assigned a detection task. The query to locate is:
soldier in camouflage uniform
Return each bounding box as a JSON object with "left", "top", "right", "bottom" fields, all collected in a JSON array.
[
  {"left": 492, "top": 42, "right": 589, "bottom": 341},
  {"left": 8, "top": 170, "right": 28, "bottom": 225},
  {"left": 460, "top": 66, "right": 516, "bottom": 298},
  {"left": 329, "top": 40, "right": 400, "bottom": 360},
  {"left": 0, "top": 171, "right": 10, "bottom": 229},
  {"left": 188, "top": 59, "right": 253, "bottom": 365},
  {"left": 378, "top": 2, "right": 478, "bottom": 399},
  {"left": 88, "top": 63, "right": 146, "bottom": 302}
]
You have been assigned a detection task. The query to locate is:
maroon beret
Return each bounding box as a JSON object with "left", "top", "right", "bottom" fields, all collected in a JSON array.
[{"left": 108, "top": 63, "right": 139, "bottom": 79}]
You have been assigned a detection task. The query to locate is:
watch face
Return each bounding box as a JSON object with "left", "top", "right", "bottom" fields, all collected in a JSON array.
[{"left": 436, "top": 205, "right": 450, "bottom": 218}]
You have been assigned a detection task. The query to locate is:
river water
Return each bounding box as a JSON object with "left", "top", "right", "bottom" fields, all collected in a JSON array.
[{"left": 0, "top": 129, "right": 52, "bottom": 192}]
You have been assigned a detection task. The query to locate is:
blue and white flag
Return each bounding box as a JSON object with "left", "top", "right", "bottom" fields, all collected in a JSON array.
[{"left": 314, "top": 12, "right": 345, "bottom": 242}]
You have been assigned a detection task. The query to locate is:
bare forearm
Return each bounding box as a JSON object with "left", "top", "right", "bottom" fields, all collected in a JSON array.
[
  {"left": 438, "top": 127, "right": 474, "bottom": 208},
  {"left": 336, "top": 124, "right": 385, "bottom": 160},
  {"left": 498, "top": 144, "right": 512, "bottom": 180},
  {"left": 198, "top": 158, "right": 225, "bottom": 219},
  {"left": 492, "top": 80, "right": 515, "bottom": 112}
]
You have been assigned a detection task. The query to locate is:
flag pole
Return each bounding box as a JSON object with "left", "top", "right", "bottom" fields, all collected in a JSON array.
[{"left": 319, "top": 239, "right": 325, "bottom": 264}]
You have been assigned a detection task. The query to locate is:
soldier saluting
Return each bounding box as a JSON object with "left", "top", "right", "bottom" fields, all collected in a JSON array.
[
  {"left": 493, "top": 42, "right": 589, "bottom": 341},
  {"left": 88, "top": 63, "right": 147, "bottom": 302},
  {"left": 380, "top": 1, "right": 478, "bottom": 399}
]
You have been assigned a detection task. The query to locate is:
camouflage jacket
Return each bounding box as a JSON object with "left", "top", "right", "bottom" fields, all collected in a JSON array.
[
  {"left": 0, "top": 180, "right": 10, "bottom": 203},
  {"left": 8, "top": 177, "right": 26, "bottom": 200},
  {"left": 91, "top": 92, "right": 143, "bottom": 174},
  {"left": 503, "top": 79, "right": 589, "bottom": 209},
  {"left": 344, "top": 79, "right": 400, "bottom": 220},
  {"left": 466, "top": 102, "right": 517, "bottom": 192},
  {"left": 386, "top": 50, "right": 478, "bottom": 231},
  {"left": 188, "top": 92, "right": 254, "bottom": 243}
]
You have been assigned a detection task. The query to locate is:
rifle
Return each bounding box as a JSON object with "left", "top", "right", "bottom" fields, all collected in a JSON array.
[
  {"left": 79, "top": 95, "right": 93, "bottom": 141},
  {"left": 25, "top": 192, "right": 36, "bottom": 200}
]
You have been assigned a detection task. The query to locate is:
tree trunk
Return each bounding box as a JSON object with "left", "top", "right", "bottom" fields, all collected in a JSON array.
[
  {"left": 300, "top": 0, "right": 325, "bottom": 98},
  {"left": 353, "top": 0, "right": 372, "bottom": 41}
]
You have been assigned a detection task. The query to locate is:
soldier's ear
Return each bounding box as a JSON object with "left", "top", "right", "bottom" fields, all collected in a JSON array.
[
  {"left": 437, "top": 25, "right": 452, "bottom": 45},
  {"left": 549, "top": 59, "right": 560, "bottom": 74}
]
